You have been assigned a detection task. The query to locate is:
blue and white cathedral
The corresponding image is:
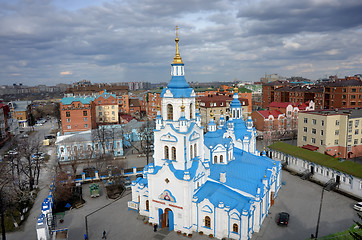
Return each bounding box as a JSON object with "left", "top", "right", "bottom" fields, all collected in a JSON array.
[{"left": 129, "top": 32, "right": 281, "bottom": 240}]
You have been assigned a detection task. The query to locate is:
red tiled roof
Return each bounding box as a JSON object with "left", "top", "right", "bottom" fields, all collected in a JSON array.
[
  {"left": 301, "top": 144, "right": 319, "bottom": 151},
  {"left": 257, "top": 110, "right": 283, "bottom": 119},
  {"left": 120, "top": 114, "right": 135, "bottom": 122},
  {"left": 269, "top": 102, "right": 295, "bottom": 108}
]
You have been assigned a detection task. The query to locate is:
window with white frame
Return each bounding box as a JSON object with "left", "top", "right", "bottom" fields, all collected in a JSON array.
[
  {"left": 321, "top": 120, "right": 324, "bottom": 126},
  {"left": 312, "top": 138, "right": 316, "bottom": 143},
  {"left": 304, "top": 127, "right": 307, "bottom": 132},
  {"left": 304, "top": 118, "right": 308, "bottom": 123},
  {"left": 303, "top": 136, "right": 307, "bottom": 141},
  {"left": 334, "top": 139, "right": 339, "bottom": 145},
  {"left": 336, "top": 120, "right": 339, "bottom": 125},
  {"left": 312, "top": 128, "right": 316, "bottom": 134},
  {"left": 312, "top": 119, "right": 316, "bottom": 125},
  {"left": 335, "top": 130, "right": 339, "bottom": 135},
  {"left": 355, "top": 129, "right": 359, "bottom": 135}
]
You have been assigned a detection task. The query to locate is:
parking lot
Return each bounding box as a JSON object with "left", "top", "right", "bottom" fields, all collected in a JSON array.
[{"left": 51, "top": 169, "right": 359, "bottom": 240}]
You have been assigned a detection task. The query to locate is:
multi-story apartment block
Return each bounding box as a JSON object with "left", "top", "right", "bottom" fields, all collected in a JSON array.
[
  {"left": 198, "top": 93, "right": 249, "bottom": 128},
  {"left": 0, "top": 104, "right": 10, "bottom": 145},
  {"left": 60, "top": 96, "right": 96, "bottom": 135},
  {"left": 263, "top": 77, "right": 362, "bottom": 110},
  {"left": 94, "top": 90, "right": 119, "bottom": 125},
  {"left": 251, "top": 110, "right": 286, "bottom": 138},
  {"left": 8, "top": 100, "right": 31, "bottom": 128},
  {"left": 118, "top": 94, "right": 129, "bottom": 114},
  {"left": 145, "top": 90, "right": 162, "bottom": 119},
  {"left": 65, "top": 83, "right": 128, "bottom": 97},
  {"left": 129, "top": 98, "right": 142, "bottom": 118},
  {"left": 274, "top": 85, "right": 324, "bottom": 110},
  {"left": 323, "top": 79, "right": 362, "bottom": 109},
  {"left": 262, "top": 81, "right": 291, "bottom": 108},
  {"left": 297, "top": 108, "right": 362, "bottom": 159},
  {"left": 253, "top": 101, "right": 315, "bottom": 139}
]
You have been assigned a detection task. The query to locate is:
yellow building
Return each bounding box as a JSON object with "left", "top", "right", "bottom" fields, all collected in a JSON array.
[
  {"left": 297, "top": 108, "right": 362, "bottom": 159},
  {"left": 94, "top": 90, "right": 119, "bottom": 125}
]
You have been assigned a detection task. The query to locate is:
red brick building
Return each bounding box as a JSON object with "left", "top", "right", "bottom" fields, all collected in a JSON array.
[
  {"left": 60, "top": 96, "right": 96, "bottom": 134},
  {"left": 251, "top": 110, "right": 287, "bottom": 139},
  {"left": 323, "top": 79, "right": 362, "bottom": 109}
]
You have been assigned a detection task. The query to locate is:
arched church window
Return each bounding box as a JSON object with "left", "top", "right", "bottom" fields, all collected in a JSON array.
[
  {"left": 146, "top": 200, "right": 149, "bottom": 211},
  {"left": 233, "top": 223, "right": 238, "bottom": 233},
  {"left": 190, "top": 103, "right": 193, "bottom": 119},
  {"left": 220, "top": 155, "right": 224, "bottom": 163},
  {"left": 194, "top": 143, "right": 197, "bottom": 157},
  {"left": 205, "top": 216, "right": 211, "bottom": 228},
  {"left": 171, "top": 147, "right": 176, "bottom": 160},
  {"left": 197, "top": 182, "right": 200, "bottom": 188},
  {"left": 167, "top": 104, "right": 173, "bottom": 120},
  {"left": 214, "top": 155, "right": 217, "bottom": 164},
  {"left": 164, "top": 146, "right": 169, "bottom": 159},
  {"left": 190, "top": 145, "right": 193, "bottom": 159},
  {"left": 233, "top": 110, "right": 235, "bottom": 118},
  {"left": 237, "top": 109, "right": 240, "bottom": 119}
]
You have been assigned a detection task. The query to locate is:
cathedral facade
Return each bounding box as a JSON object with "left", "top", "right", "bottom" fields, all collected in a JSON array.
[{"left": 128, "top": 33, "right": 281, "bottom": 240}]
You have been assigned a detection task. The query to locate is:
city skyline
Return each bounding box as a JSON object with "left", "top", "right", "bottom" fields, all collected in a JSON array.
[{"left": 0, "top": 0, "right": 361, "bottom": 86}]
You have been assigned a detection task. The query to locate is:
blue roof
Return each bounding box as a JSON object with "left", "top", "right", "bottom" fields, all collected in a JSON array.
[
  {"left": 148, "top": 159, "right": 200, "bottom": 181},
  {"left": 230, "top": 93, "right": 241, "bottom": 108},
  {"left": 232, "top": 118, "right": 250, "bottom": 140},
  {"left": 161, "top": 86, "right": 193, "bottom": 98},
  {"left": 61, "top": 96, "right": 94, "bottom": 105},
  {"left": 161, "top": 74, "right": 194, "bottom": 98},
  {"left": 95, "top": 89, "right": 117, "bottom": 100},
  {"left": 208, "top": 149, "right": 275, "bottom": 197},
  {"left": 204, "top": 130, "right": 232, "bottom": 149},
  {"left": 167, "top": 75, "right": 189, "bottom": 89},
  {"left": 195, "top": 181, "right": 252, "bottom": 213},
  {"left": 168, "top": 159, "right": 199, "bottom": 181}
]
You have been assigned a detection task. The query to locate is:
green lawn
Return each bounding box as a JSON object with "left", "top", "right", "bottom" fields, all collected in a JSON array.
[
  {"left": 311, "top": 225, "right": 362, "bottom": 240},
  {"left": 268, "top": 142, "right": 362, "bottom": 178}
]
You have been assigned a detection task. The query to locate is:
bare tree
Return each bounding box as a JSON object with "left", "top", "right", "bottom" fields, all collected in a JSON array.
[
  {"left": 0, "top": 161, "right": 16, "bottom": 240},
  {"left": 53, "top": 167, "right": 73, "bottom": 204},
  {"left": 138, "top": 120, "right": 155, "bottom": 165},
  {"left": 92, "top": 125, "right": 122, "bottom": 173},
  {"left": 16, "top": 137, "right": 43, "bottom": 191}
]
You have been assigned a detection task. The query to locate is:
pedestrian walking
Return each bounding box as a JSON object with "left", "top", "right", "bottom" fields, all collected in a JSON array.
[
  {"left": 84, "top": 233, "right": 88, "bottom": 240},
  {"left": 102, "top": 230, "right": 107, "bottom": 239},
  {"left": 153, "top": 223, "right": 158, "bottom": 232}
]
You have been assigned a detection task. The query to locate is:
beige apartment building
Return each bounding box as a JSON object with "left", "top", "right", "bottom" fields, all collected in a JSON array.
[
  {"left": 94, "top": 90, "right": 119, "bottom": 125},
  {"left": 297, "top": 108, "right": 362, "bottom": 159}
]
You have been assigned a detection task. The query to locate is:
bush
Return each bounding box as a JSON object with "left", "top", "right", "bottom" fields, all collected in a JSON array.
[{"left": 209, "top": 234, "right": 213, "bottom": 238}]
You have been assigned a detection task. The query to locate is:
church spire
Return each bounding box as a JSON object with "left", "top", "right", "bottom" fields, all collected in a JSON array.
[{"left": 172, "top": 26, "right": 183, "bottom": 64}]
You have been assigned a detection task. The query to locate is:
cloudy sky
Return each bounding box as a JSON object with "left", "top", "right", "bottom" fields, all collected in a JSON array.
[{"left": 0, "top": 0, "right": 361, "bottom": 86}]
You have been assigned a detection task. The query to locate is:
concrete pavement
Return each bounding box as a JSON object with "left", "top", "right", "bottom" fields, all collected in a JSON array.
[{"left": 45, "top": 170, "right": 359, "bottom": 240}]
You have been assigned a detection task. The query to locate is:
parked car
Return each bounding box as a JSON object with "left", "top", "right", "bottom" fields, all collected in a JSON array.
[
  {"left": 21, "top": 134, "right": 29, "bottom": 138},
  {"left": 276, "top": 212, "right": 290, "bottom": 226},
  {"left": 354, "top": 202, "right": 362, "bottom": 211}
]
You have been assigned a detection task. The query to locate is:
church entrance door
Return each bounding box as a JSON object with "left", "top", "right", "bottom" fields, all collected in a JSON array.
[
  {"left": 271, "top": 191, "right": 275, "bottom": 206},
  {"left": 160, "top": 208, "right": 174, "bottom": 231}
]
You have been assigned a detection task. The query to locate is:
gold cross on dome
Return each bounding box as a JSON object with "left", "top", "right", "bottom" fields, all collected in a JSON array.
[{"left": 175, "top": 25, "right": 179, "bottom": 38}]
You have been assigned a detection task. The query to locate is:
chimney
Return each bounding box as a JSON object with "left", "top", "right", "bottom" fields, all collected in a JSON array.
[{"left": 220, "top": 172, "right": 226, "bottom": 183}]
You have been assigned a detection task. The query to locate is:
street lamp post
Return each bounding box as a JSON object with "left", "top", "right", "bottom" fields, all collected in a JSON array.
[{"left": 314, "top": 187, "right": 325, "bottom": 238}]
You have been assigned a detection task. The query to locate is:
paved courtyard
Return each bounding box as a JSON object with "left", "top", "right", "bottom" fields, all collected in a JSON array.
[{"left": 47, "top": 170, "right": 359, "bottom": 240}]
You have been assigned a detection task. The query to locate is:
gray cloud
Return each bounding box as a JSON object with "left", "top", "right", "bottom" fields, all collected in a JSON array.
[{"left": 0, "top": 0, "right": 361, "bottom": 86}]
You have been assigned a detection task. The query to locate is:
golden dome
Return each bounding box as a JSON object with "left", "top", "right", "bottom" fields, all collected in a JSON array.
[{"left": 172, "top": 26, "right": 184, "bottom": 64}]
